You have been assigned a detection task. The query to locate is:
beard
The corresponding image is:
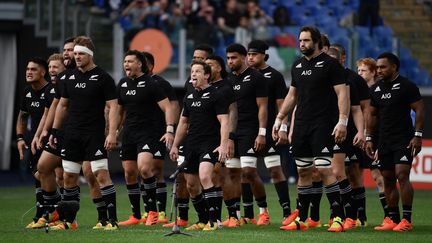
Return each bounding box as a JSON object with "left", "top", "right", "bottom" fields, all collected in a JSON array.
[{"left": 301, "top": 47, "right": 315, "bottom": 57}]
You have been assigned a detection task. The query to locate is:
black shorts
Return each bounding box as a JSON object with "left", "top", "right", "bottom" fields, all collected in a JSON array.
[
  {"left": 333, "top": 139, "right": 349, "bottom": 154},
  {"left": 62, "top": 132, "right": 107, "bottom": 162},
  {"left": 263, "top": 136, "right": 280, "bottom": 157},
  {"left": 120, "top": 129, "right": 157, "bottom": 161},
  {"left": 183, "top": 142, "right": 218, "bottom": 174},
  {"left": 235, "top": 133, "right": 258, "bottom": 157},
  {"left": 361, "top": 152, "right": 381, "bottom": 169},
  {"left": 291, "top": 122, "right": 334, "bottom": 158},
  {"left": 378, "top": 148, "right": 414, "bottom": 170},
  {"left": 23, "top": 147, "right": 42, "bottom": 173},
  {"left": 152, "top": 141, "right": 167, "bottom": 160},
  {"left": 43, "top": 130, "right": 64, "bottom": 157}
]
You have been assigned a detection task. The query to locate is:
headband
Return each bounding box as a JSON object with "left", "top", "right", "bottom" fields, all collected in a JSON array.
[{"left": 74, "top": 45, "right": 94, "bottom": 56}]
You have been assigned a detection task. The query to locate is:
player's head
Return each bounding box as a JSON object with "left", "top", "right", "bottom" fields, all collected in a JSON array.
[
  {"left": 377, "top": 52, "right": 400, "bottom": 81},
  {"left": 63, "top": 37, "right": 76, "bottom": 68},
  {"left": 124, "top": 50, "right": 148, "bottom": 78},
  {"left": 330, "top": 43, "right": 346, "bottom": 65},
  {"left": 226, "top": 43, "right": 247, "bottom": 73},
  {"left": 327, "top": 47, "right": 342, "bottom": 65},
  {"left": 321, "top": 34, "right": 330, "bottom": 53},
  {"left": 247, "top": 39, "right": 269, "bottom": 68},
  {"left": 26, "top": 57, "right": 48, "bottom": 83},
  {"left": 193, "top": 44, "right": 214, "bottom": 62},
  {"left": 142, "top": 51, "right": 155, "bottom": 74},
  {"left": 73, "top": 36, "right": 95, "bottom": 69},
  {"left": 190, "top": 60, "right": 212, "bottom": 88},
  {"left": 299, "top": 26, "right": 322, "bottom": 57},
  {"left": 357, "top": 57, "right": 377, "bottom": 83},
  {"left": 47, "top": 53, "right": 65, "bottom": 83},
  {"left": 206, "top": 55, "right": 227, "bottom": 81}
]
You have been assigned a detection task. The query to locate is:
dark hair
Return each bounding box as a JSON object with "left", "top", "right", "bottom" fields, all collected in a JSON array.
[
  {"left": 28, "top": 57, "right": 49, "bottom": 80},
  {"left": 331, "top": 43, "right": 346, "bottom": 56},
  {"left": 191, "top": 60, "right": 212, "bottom": 77},
  {"left": 300, "top": 26, "right": 322, "bottom": 49},
  {"left": 142, "top": 51, "right": 155, "bottom": 66},
  {"left": 321, "top": 34, "right": 330, "bottom": 49},
  {"left": 124, "top": 50, "right": 149, "bottom": 74},
  {"left": 73, "top": 36, "right": 95, "bottom": 52},
  {"left": 207, "top": 55, "right": 228, "bottom": 78},
  {"left": 377, "top": 52, "right": 400, "bottom": 71},
  {"left": 194, "top": 44, "right": 214, "bottom": 56},
  {"left": 327, "top": 47, "right": 341, "bottom": 60},
  {"left": 64, "top": 37, "right": 75, "bottom": 45},
  {"left": 226, "top": 43, "right": 247, "bottom": 56}
]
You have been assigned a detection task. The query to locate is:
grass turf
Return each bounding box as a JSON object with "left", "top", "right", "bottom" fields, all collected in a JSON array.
[{"left": 2, "top": 184, "right": 432, "bottom": 242}]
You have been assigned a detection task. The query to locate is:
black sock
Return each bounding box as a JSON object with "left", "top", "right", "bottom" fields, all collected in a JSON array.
[
  {"left": 241, "top": 183, "right": 254, "bottom": 218},
  {"left": 42, "top": 190, "right": 61, "bottom": 214},
  {"left": 339, "top": 179, "right": 356, "bottom": 219},
  {"left": 388, "top": 206, "right": 401, "bottom": 223},
  {"left": 325, "top": 182, "right": 344, "bottom": 219},
  {"left": 62, "top": 186, "right": 80, "bottom": 223},
  {"left": 224, "top": 198, "right": 238, "bottom": 219},
  {"left": 298, "top": 185, "right": 312, "bottom": 222},
  {"left": 352, "top": 187, "right": 366, "bottom": 221},
  {"left": 60, "top": 187, "right": 65, "bottom": 200},
  {"left": 274, "top": 181, "right": 291, "bottom": 217},
  {"left": 191, "top": 193, "right": 208, "bottom": 223},
  {"left": 101, "top": 184, "right": 117, "bottom": 222},
  {"left": 142, "top": 177, "right": 157, "bottom": 212},
  {"left": 215, "top": 187, "right": 223, "bottom": 221},
  {"left": 203, "top": 187, "right": 218, "bottom": 224},
  {"left": 296, "top": 198, "right": 300, "bottom": 210},
  {"left": 402, "top": 205, "right": 412, "bottom": 222},
  {"left": 379, "top": 192, "right": 389, "bottom": 217},
  {"left": 156, "top": 182, "right": 167, "bottom": 213},
  {"left": 93, "top": 197, "right": 108, "bottom": 222},
  {"left": 256, "top": 196, "right": 268, "bottom": 210},
  {"left": 140, "top": 183, "right": 148, "bottom": 213},
  {"left": 35, "top": 179, "right": 44, "bottom": 220},
  {"left": 235, "top": 197, "right": 241, "bottom": 218},
  {"left": 126, "top": 183, "right": 141, "bottom": 219},
  {"left": 310, "top": 181, "right": 323, "bottom": 221},
  {"left": 177, "top": 198, "right": 189, "bottom": 221}
]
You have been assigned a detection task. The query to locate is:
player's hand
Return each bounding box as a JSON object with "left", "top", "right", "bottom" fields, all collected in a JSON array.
[
  {"left": 214, "top": 144, "right": 228, "bottom": 163},
  {"left": 353, "top": 131, "right": 365, "bottom": 149},
  {"left": 31, "top": 136, "right": 39, "bottom": 155},
  {"left": 169, "top": 146, "right": 179, "bottom": 162},
  {"left": 407, "top": 136, "right": 422, "bottom": 157},
  {"left": 276, "top": 130, "right": 289, "bottom": 145},
  {"left": 104, "top": 133, "right": 117, "bottom": 151},
  {"left": 227, "top": 139, "right": 235, "bottom": 159},
  {"left": 272, "top": 118, "right": 282, "bottom": 141},
  {"left": 160, "top": 132, "right": 174, "bottom": 151},
  {"left": 17, "top": 140, "right": 27, "bottom": 160},
  {"left": 365, "top": 141, "right": 375, "bottom": 159},
  {"left": 48, "top": 128, "right": 59, "bottom": 149},
  {"left": 332, "top": 123, "right": 347, "bottom": 144},
  {"left": 254, "top": 135, "right": 266, "bottom": 152},
  {"left": 373, "top": 149, "right": 379, "bottom": 162},
  {"left": 38, "top": 130, "right": 49, "bottom": 146}
]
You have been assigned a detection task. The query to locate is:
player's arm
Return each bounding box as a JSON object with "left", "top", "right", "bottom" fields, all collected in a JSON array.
[
  {"left": 275, "top": 98, "right": 289, "bottom": 145},
  {"left": 215, "top": 114, "right": 229, "bottom": 162},
  {"left": 273, "top": 86, "right": 297, "bottom": 140},
  {"left": 157, "top": 98, "right": 175, "bottom": 149},
  {"left": 332, "top": 83, "right": 350, "bottom": 143},
  {"left": 359, "top": 99, "right": 371, "bottom": 125},
  {"left": 408, "top": 99, "right": 425, "bottom": 156},
  {"left": 49, "top": 97, "right": 68, "bottom": 148},
  {"left": 41, "top": 98, "right": 59, "bottom": 137},
  {"left": 169, "top": 109, "right": 189, "bottom": 162},
  {"left": 31, "top": 108, "right": 48, "bottom": 153},
  {"left": 351, "top": 105, "right": 365, "bottom": 148},
  {"left": 365, "top": 104, "right": 378, "bottom": 159},
  {"left": 16, "top": 110, "right": 29, "bottom": 160},
  {"left": 255, "top": 97, "right": 268, "bottom": 151},
  {"left": 227, "top": 102, "right": 238, "bottom": 158},
  {"left": 171, "top": 100, "right": 181, "bottom": 125},
  {"left": 104, "top": 99, "right": 119, "bottom": 151}
]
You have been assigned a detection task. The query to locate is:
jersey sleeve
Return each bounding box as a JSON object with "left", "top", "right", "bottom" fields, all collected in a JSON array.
[
  {"left": 150, "top": 81, "right": 168, "bottom": 103},
  {"left": 214, "top": 91, "right": 230, "bottom": 115},
  {"left": 182, "top": 98, "right": 190, "bottom": 118},
  {"left": 273, "top": 72, "right": 288, "bottom": 99},
  {"left": 405, "top": 80, "right": 422, "bottom": 104},
  {"left": 60, "top": 77, "right": 69, "bottom": 98},
  {"left": 116, "top": 79, "right": 124, "bottom": 105},
  {"left": 369, "top": 85, "right": 379, "bottom": 107},
  {"left": 329, "top": 60, "right": 346, "bottom": 86},
  {"left": 157, "top": 78, "right": 177, "bottom": 101},
  {"left": 19, "top": 89, "right": 28, "bottom": 112},
  {"left": 103, "top": 73, "right": 117, "bottom": 101},
  {"left": 349, "top": 83, "right": 360, "bottom": 106},
  {"left": 290, "top": 61, "right": 299, "bottom": 88},
  {"left": 44, "top": 86, "right": 56, "bottom": 108},
  {"left": 255, "top": 72, "right": 268, "bottom": 98}
]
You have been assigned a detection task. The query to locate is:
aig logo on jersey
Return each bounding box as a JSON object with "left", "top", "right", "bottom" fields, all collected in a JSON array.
[
  {"left": 126, "top": 90, "right": 136, "bottom": 95},
  {"left": 30, "top": 101, "right": 40, "bottom": 107},
  {"left": 301, "top": 70, "right": 312, "bottom": 76},
  {"left": 191, "top": 101, "right": 201, "bottom": 107},
  {"left": 75, "top": 83, "right": 86, "bottom": 89},
  {"left": 381, "top": 93, "right": 391, "bottom": 99},
  {"left": 233, "top": 85, "right": 241, "bottom": 90}
]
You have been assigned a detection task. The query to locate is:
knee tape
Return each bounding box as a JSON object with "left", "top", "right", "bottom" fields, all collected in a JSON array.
[
  {"left": 295, "top": 157, "right": 314, "bottom": 169},
  {"left": 240, "top": 156, "right": 257, "bottom": 168},
  {"left": 314, "top": 157, "right": 332, "bottom": 168},
  {"left": 264, "top": 155, "right": 281, "bottom": 168},
  {"left": 62, "top": 160, "right": 82, "bottom": 174},
  {"left": 225, "top": 158, "right": 241, "bottom": 168},
  {"left": 90, "top": 159, "right": 109, "bottom": 172}
]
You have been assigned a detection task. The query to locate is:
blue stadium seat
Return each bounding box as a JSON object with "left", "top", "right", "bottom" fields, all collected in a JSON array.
[
  {"left": 283, "top": 26, "right": 301, "bottom": 36},
  {"left": 372, "top": 25, "right": 393, "bottom": 37},
  {"left": 301, "top": 0, "right": 323, "bottom": 7},
  {"left": 269, "top": 25, "right": 282, "bottom": 38},
  {"left": 315, "top": 15, "right": 337, "bottom": 28},
  {"left": 352, "top": 26, "right": 370, "bottom": 36}
]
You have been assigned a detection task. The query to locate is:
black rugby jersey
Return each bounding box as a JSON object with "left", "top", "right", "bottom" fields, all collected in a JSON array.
[
  {"left": 211, "top": 78, "right": 236, "bottom": 105},
  {"left": 259, "top": 66, "right": 287, "bottom": 130},
  {"left": 291, "top": 52, "right": 345, "bottom": 124},
  {"left": 20, "top": 82, "right": 52, "bottom": 135},
  {"left": 345, "top": 68, "right": 369, "bottom": 102},
  {"left": 43, "top": 84, "right": 57, "bottom": 109},
  {"left": 117, "top": 74, "right": 167, "bottom": 130},
  {"left": 61, "top": 66, "right": 117, "bottom": 134},
  {"left": 230, "top": 67, "right": 268, "bottom": 131},
  {"left": 182, "top": 85, "right": 229, "bottom": 145},
  {"left": 151, "top": 74, "right": 177, "bottom": 136},
  {"left": 370, "top": 75, "right": 422, "bottom": 150}
]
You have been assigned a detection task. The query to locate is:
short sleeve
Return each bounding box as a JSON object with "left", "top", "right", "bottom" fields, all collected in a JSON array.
[
  {"left": 273, "top": 72, "right": 288, "bottom": 99},
  {"left": 329, "top": 60, "right": 345, "bottom": 86},
  {"left": 406, "top": 81, "right": 422, "bottom": 104},
  {"left": 255, "top": 72, "right": 268, "bottom": 98},
  {"left": 103, "top": 73, "right": 117, "bottom": 101}
]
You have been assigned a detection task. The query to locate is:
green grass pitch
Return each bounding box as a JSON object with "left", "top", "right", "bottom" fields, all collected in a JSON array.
[{"left": 1, "top": 184, "right": 431, "bottom": 242}]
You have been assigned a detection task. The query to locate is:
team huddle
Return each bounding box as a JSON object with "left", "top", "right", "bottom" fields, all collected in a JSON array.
[{"left": 18, "top": 25, "right": 424, "bottom": 233}]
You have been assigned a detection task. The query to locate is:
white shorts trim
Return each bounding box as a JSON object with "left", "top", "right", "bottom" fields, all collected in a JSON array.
[
  {"left": 225, "top": 158, "right": 241, "bottom": 168},
  {"left": 314, "top": 157, "right": 332, "bottom": 168},
  {"left": 240, "top": 156, "right": 257, "bottom": 168},
  {"left": 62, "top": 160, "right": 82, "bottom": 173},
  {"left": 264, "top": 155, "right": 281, "bottom": 168},
  {"left": 295, "top": 157, "right": 314, "bottom": 169},
  {"left": 90, "top": 159, "right": 109, "bottom": 172}
]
